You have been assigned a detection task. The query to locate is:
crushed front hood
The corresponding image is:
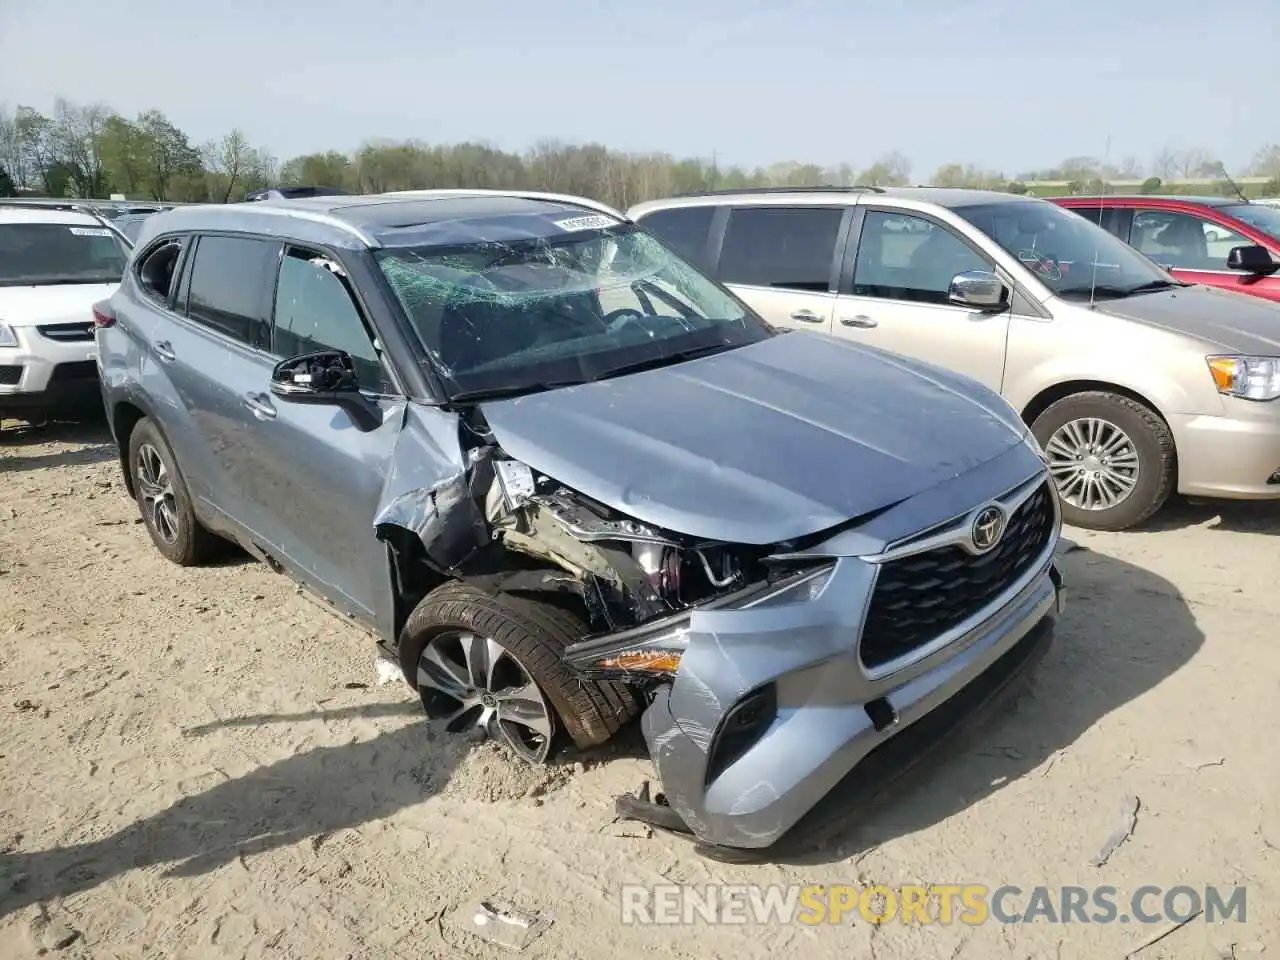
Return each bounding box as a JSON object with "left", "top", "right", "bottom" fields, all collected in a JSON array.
[{"left": 481, "top": 332, "right": 1027, "bottom": 545}]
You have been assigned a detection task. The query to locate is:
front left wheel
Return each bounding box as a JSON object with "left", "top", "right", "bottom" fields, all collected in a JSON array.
[{"left": 401, "top": 582, "right": 642, "bottom": 763}]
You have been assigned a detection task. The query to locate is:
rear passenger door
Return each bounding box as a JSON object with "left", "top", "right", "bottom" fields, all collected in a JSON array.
[
  {"left": 153, "top": 233, "right": 284, "bottom": 542},
  {"left": 833, "top": 208, "right": 1010, "bottom": 390},
  {"left": 712, "top": 206, "right": 848, "bottom": 334}
]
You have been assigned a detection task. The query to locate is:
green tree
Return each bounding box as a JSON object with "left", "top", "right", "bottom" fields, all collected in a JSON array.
[{"left": 1140, "top": 176, "right": 1163, "bottom": 194}]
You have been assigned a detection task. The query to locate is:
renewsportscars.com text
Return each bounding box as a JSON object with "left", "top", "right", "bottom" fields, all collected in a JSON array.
[{"left": 619, "top": 883, "right": 1246, "bottom": 926}]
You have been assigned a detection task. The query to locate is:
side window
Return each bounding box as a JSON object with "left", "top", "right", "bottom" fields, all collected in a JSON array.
[
  {"left": 638, "top": 206, "right": 714, "bottom": 268},
  {"left": 273, "top": 247, "right": 394, "bottom": 393},
  {"left": 135, "top": 238, "right": 185, "bottom": 304},
  {"left": 718, "top": 207, "right": 843, "bottom": 292},
  {"left": 852, "top": 211, "right": 991, "bottom": 305},
  {"left": 185, "top": 236, "right": 278, "bottom": 348},
  {"left": 1130, "top": 211, "right": 1248, "bottom": 271}
]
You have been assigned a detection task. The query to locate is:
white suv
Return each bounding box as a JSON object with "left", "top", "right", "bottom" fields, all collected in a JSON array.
[{"left": 0, "top": 203, "right": 130, "bottom": 423}]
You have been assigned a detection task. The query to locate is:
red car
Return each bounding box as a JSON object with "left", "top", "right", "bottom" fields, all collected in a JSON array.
[{"left": 1053, "top": 195, "right": 1280, "bottom": 302}]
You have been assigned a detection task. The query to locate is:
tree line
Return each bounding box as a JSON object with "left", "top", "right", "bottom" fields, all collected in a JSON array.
[{"left": 3, "top": 98, "right": 1279, "bottom": 208}]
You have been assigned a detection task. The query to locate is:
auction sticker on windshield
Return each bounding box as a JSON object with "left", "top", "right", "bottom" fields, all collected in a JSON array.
[
  {"left": 68, "top": 227, "right": 113, "bottom": 237},
  {"left": 553, "top": 215, "right": 618, "bottom": 232}
]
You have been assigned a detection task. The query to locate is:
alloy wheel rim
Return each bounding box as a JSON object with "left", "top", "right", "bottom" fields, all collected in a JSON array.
[
  {"left": 1045, "top": 417, "right": 1140, "bottom": 511},
  {"left": 416, "top": 630, "right": 555, "bottom": 764},
  {"left": 136, "top": 443, "right": 180, "bottom": 543}
]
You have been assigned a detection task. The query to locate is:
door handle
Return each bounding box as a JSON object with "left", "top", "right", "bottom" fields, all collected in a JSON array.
[
  {"left": 789, "top": 309, "right": 825, "bottom": 324},
  {"left": 242, "top": 392, "right": 277, "bottom": 420},
  {"left": 840, "top": 315, "right": 878, "bottom": 328},
  {"left": 154, "top": 340, "right": 176, "bottom": 362}
]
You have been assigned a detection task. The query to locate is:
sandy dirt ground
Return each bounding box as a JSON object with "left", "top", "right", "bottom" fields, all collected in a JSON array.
[{"left": 2, "top": 416, "right": 1278, "bottom": 959}]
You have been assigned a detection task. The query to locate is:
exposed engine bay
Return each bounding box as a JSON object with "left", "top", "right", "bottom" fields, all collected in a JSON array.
[{"left": 481, "top": 452, "right": 767, "bottom": 637}]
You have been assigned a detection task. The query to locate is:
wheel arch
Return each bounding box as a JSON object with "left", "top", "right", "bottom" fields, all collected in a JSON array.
[
  {"left": 110, "top": 398, "right": 152, "bottom": 498},
  {"left": 1021, "top": 379, "right": 1175, "bottom": 450}
]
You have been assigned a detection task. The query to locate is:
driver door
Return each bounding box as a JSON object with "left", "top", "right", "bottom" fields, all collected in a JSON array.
[
  {"left": 832, "top": 209, "right": 1010, "bottom": 391},
  {"left": 230, "top": 245, "right": 406, "bottom": 632}
]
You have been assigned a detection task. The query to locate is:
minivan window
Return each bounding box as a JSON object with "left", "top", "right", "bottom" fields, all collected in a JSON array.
[
  {"left": 375, "top": 224, "right": 771, "bottom": 401},
  {"left": 637, "top": 206, "right": 714, "bottom": 268},
  {"left": 273, "top": 247, "right": 394, "bottom": 393},
  {"left": 718, "top": 207, "right": 843, "bottom": 292},
  {"left": 955, "top": 200, "right": 1177, "bottom": 299},
  {"left": 0, "top": 223, "right": 129, "bottom": 287},
  {"left": 185, "top": 235, "right": 278, "bottom": 348},
  {"left": 852, "top": 211, "right": 990, "bottom": 305}
]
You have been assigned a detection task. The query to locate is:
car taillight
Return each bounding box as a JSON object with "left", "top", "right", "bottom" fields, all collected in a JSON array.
[{"left": 92, "top": 301, "right": 116, "bottom": 328}]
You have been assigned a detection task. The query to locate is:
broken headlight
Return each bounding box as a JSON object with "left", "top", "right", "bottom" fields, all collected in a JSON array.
[
  {"left": 739, "top": 563, "right": 835, "bottom": 609},
  {"left": 567, "top": 619, "right": 691, "bottom": 679}
]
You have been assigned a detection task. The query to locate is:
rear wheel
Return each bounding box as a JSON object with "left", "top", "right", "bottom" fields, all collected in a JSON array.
[
  {"left": 1031, "top": 391, "right": 1175, "bottom": 531},
  {"left": 127, "top": 417, "right": 220, "bottom": 565},
  {"left": 401, "top": 582, "right": 642, "bottom": 762}
]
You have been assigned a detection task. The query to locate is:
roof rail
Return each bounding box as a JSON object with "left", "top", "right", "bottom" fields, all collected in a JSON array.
[
  {"left": 379, "top": 189, "right": 628, "bottom": 220},
  {"left": 671, "top": 185, "right": 886, "bottom": 199},
  {"left": 226, "top": 201, "right": 381, "bottom": 246}
]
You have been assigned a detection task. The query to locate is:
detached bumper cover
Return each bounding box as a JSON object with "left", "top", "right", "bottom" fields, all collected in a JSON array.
[{"left": 638, "top": 553, "right": 1064, "bottom": 851}]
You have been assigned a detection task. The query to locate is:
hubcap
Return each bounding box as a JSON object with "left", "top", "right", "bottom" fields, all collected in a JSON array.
[
  {"left": 135, "top": 443, "right": 180, "bottom": 543},
  {"left": 1045, "top": 417, "right": 1140, "bottom": 511},
  {"left": 416, "top": 630, "right": 554, "bottom": 764}
]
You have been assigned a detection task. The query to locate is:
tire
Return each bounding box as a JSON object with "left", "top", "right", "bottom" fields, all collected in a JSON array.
[
  {"left": 1031, "top": 391, "right": 1175, "bottom": 532},
  {"left": 127, "top": 417, "right": 220, "bottom": 565},
  {"left": 400, "top": 581, "right": 642, "bottom": 760}
]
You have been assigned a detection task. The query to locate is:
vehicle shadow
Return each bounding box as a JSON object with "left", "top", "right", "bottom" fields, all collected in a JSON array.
[
  {"left": 0, "top": 704, "right": 459, "bottom": 920},
  {"left": 1140, "top": 497, "right": 1280, "bottom": 536},
  {"left": 0, "top": 417, "right": 116, "bottom": 473},
  {"left": 761, "top": 541, "right": 1204, "bottom": 865}
]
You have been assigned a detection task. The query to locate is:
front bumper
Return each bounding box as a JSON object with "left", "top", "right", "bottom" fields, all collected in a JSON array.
[
  {"left": 0, "top": 325, "right": 102, "bottom": 414},
  {"left": 636, "top": 550, "right": 1063, "bottom": 852},
  {"left": 1170, "top": 408, "right": 1280, "bottom": 499}
]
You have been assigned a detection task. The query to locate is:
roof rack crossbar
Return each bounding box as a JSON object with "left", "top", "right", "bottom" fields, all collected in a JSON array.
[{"left": 670, "top": 185, "right": 886, "bottom": 199}]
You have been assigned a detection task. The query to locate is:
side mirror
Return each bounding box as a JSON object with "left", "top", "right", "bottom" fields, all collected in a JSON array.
[
  {"left": 270, "top": 351, "right": 360, "bottom": 400},
  {"left": 948, "top": 270, "right": 1009, "bottom": 311},
  {"left": 1226, "top": 245, "right": 1279, "bottom": 276},
  {"left": 269, "top": 351, "right": 381, "bottom": 430}
]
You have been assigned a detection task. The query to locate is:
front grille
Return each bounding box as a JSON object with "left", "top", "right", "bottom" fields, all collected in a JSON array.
[
  {"left": 860, "top": 482, "right": 1055, "bottom": 671},
  {"left": 48, "top": 360, "right": 98, "bottom": 383},
  {"left": 0, "top": 365, "right": 22, "bottom": 386},
  {"left": 37, "top": 322, "right": 95, "bottom": 342}
]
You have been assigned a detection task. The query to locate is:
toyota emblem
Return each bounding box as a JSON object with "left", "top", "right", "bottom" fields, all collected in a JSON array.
[{"left": 970, "top": 504, "right": 1006, "bottom": 553}]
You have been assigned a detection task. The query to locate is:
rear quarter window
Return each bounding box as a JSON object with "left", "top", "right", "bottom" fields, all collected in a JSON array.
[{"left": 636, "top": 206, "right": 715, "bottom": 269}]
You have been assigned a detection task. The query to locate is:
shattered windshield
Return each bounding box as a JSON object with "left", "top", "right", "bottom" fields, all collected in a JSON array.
[
  {"left": 0, "top": 223, "right": 130, "bottom": 286},
  {"left": 954, "top": 201, "right": 1179, "bottom": 300},
  {"left": 375, "top": 224, "right": 772, "bottom": 400}
]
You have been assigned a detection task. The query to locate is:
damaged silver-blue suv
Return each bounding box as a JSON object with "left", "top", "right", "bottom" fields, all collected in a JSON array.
[{"left": 95, "top": 189, "right": 1065, "bottom": 858}]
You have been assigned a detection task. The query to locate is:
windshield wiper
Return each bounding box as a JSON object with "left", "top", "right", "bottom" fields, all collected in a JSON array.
[
  {"left": 445, "top": 379, "right": 589, "bottom": 404},
  {"left": 589, "top": 343, "right": 736, "bottom": 381},
  {"left": 1058, "top": 279, "right": 1185, "bottom": 299}
]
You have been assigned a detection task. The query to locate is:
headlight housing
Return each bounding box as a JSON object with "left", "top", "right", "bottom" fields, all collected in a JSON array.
[
  {"left": 0, "top": 322, "right": 18, "bottom": 348},
  {"left": 564, "top": 563, "right": 835, "bottom": 679},
  {"left": 1207, "top": 356, "right": 1280, "bottom": 401}
]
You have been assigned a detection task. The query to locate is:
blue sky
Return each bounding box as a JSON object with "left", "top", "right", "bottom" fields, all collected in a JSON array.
[{"left": 1, "top": 0, "right": 1275, "bottom": 178}]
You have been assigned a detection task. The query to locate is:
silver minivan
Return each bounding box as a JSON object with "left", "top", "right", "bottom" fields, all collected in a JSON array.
[{"left": 630, "top": 188, "right": 1280, "bottom": 531}]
